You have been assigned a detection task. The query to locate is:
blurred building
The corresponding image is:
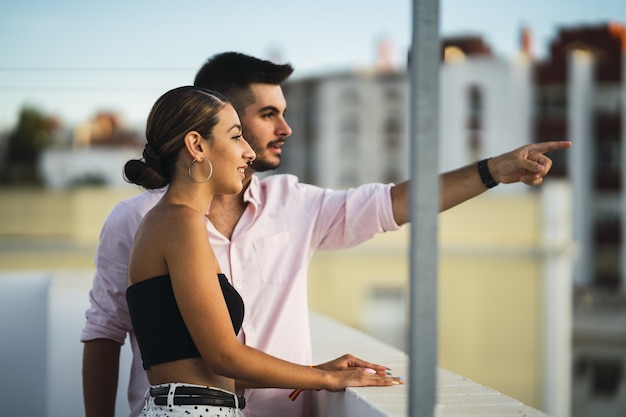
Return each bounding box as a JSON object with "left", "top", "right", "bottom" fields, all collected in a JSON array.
[
  {"left": 533, "top": 23, "right": 626, "bottom": 417},
  {"left": 281, "top": 22, "right": 626, "bottom": 417},
  {"left": 40, "top": 111, "right": 143, "bottom": 188},
  {"left": 534, "top": 23, "right": 625, "bottom": 291},
  {"left": 281, "top": 30, "right": 534, "bottom": 192}
]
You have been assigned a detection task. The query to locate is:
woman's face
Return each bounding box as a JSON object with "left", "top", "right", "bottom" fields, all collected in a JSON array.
[{"left": 207, "top": 103, "right": 256, "bottom": 195}]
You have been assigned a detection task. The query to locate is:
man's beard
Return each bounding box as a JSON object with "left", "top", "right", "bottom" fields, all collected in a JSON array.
[
  {"left": 249, "top": 155, "right": 280, "bottom": 172},
  {"left": 247, "top": 137, "right": 283, "bottom": 172}
]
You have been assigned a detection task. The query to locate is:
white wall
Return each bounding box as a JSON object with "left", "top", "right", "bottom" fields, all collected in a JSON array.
[
  {"left": 40, "top": 147, "right": 142, "bottom": 189},
  {"left": 0, "top": 271, "right": 133, "bottom": 417}
]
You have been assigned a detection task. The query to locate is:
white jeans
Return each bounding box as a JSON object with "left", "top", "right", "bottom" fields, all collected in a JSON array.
[{"left": 140, "top": 383, "right": 244, "bottom": 417}]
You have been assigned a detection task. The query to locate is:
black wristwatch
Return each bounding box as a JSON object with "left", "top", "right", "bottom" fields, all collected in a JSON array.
[{"left": 477, "top": 158, "right": 498, "bottom": 189}]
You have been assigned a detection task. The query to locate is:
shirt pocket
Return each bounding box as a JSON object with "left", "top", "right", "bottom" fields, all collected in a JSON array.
[{"left": 252, "top": 231, "right": 293, "bottom": 283}]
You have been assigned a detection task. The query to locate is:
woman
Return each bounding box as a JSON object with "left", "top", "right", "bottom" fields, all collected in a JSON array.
[{"left": 124, "top": 86, "right": 401, "bottom": 417}]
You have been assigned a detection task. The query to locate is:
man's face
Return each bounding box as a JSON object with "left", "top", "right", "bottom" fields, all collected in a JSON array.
[{"left": 239, "top": 83, "right": 292, "bottom": 173}]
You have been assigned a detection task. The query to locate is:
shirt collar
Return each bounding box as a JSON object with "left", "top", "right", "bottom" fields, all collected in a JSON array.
[{"left": 243, "top": 175, "right": 261, "bottom": 207}]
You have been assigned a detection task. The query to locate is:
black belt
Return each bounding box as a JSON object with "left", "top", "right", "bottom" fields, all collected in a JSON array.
[{"left": 150, "top": 385, "right": 245, "bottom": 409}]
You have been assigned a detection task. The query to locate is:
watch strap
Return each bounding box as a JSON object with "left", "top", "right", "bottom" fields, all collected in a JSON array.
[{"left": 477, "top": 158, "right": 498, "bottom": 189}]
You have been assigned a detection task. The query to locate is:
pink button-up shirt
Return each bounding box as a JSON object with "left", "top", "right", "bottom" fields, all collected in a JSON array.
[{"left": 81, "top": 174, "right": 399, "bottom": 417}]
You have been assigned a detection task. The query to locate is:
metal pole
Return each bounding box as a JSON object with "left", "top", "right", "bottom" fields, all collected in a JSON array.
[
  {"left": 408, "top": 0, "right": 440, "bottom": 416},
  {"left": 567, "top": 50, "right": 594, "bottom": 289},
  {"left": 621, "top": 52, "right": 626, "bottom": 294}
]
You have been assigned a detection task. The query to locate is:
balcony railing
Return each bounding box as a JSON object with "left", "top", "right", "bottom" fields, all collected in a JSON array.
[
  {"left": 309, "top": 311, "right": 548, "bottom": 417},
  {"left": 0, "top": 271, "right": 548, "bottom": 417}
]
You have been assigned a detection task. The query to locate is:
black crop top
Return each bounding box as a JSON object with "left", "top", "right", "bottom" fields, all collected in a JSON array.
[{"left": 126, "top": 273, "right": 244, "bottom": 370}]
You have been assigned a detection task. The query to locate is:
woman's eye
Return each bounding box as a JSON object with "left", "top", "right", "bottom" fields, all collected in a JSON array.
[{"left": 232, "top": 135, "right": 242, "bottom": 141}]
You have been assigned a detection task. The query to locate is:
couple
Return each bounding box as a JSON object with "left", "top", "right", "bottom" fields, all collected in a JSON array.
[{"left": 81, "top": 52, "right": 572, "bottom": 417}]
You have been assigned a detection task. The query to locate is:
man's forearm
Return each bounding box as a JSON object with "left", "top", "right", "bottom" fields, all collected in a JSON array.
[
  {"left": 83, "top": 338, "right": 122, "bottom": 417},
  {"left": 390, "top": 141, "right": 571, "bottom": 225},
  {"left": 438, "top": 162, "right": 488, "bottom": 212},
  {"left": 390, "top": 163, "right": 486, "bottom": 225}
]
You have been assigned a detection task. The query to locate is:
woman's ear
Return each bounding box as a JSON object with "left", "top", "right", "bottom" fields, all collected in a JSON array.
[{"left": 183, "top": 131, "right": 205, "bottom": 161}]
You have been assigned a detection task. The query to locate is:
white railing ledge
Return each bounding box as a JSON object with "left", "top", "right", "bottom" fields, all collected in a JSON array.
[{"left": 310, "top": 312, "right": 548, "bottom": 417}]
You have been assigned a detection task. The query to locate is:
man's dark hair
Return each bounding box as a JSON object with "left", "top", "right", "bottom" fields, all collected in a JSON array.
[{"left": 194, "top": 52, "right": 294, "bottom": 114}]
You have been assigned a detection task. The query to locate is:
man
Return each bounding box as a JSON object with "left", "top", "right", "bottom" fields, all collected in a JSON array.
[{"left": 81, "top": 52, "right": 571, "bottom": 417}]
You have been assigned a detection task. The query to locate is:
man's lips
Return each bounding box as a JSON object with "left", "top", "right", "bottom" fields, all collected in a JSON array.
[{"left": 267, "top": 141, "right": 285, "bottom": 154}]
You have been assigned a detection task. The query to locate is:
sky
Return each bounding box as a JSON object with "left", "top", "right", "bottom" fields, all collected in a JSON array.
[{"left": 1, "top": 0, "right": 625, "bottom": 131}]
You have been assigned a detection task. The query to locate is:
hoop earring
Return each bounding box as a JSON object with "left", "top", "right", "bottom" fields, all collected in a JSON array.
[{"left": 188, "top": 158, "right": 213, "bottom": 183}]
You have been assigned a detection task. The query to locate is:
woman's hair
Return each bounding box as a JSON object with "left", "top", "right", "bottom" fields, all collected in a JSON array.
[{"left": 124, "top": 86, "right": 227, "bottom": 189}]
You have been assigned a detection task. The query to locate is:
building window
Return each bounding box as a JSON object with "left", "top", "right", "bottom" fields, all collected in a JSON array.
[
  {"left": 468, "top": 85, "right": 482, "bottom": 118},
  {"left": 339, "top": 89, "right": 360, "bottom": 108},
  {"left": 574, "top": 356, "right": 624, "bottom": 398},
  {"left": 535, "top": 86, "right": 567, "bottom": 119},
  {"left": 594, "top": 138, "right": 621, "bottom": 190},
  {"left": 467, "top": 85, "right": 483, "bottom": 161},
  {"left": 384, "top": 88, "right": 403, "bottom": 104},
  {"left": 383, "top": 113, "right": 404, "bottom": 183},
  {"left": 384, "top": 115, "right": 402, "bottom": 149}
]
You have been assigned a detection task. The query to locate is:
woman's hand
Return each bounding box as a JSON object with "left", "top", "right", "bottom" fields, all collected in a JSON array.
[
  {"left": 315, "top": 353, "right": 388, "bottom": 376},
  {"left": 324, "top": 368, "right": 403, "bottom": 391},
  {"left": 315, "top": 353, "right": 403, "bottom": 391}
]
